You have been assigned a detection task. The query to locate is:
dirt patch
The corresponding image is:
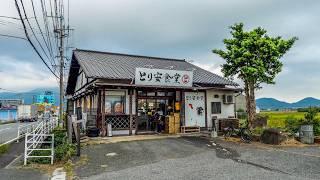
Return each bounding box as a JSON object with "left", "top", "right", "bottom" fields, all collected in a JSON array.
[{"left": 279, "top": 138, "right": 308, "bottom": 147}]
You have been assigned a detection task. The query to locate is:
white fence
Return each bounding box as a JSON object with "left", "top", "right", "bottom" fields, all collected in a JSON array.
[
  {"left": 24, "top": 117, "right": 58, "bottom": 165},
  {"left": 0, "top": 120, "right": 43, "bottom": 145},
  {"left": 16, "top": 120, "right": 44, "bottom": 142}
]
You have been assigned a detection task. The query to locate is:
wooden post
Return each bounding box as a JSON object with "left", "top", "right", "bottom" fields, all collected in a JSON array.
[
  {"left": 76, "top": 123, "right": 80, "bottom": 156},
  {"left": 181, "top": 90, "right": 185, "bottom": 126},
  {"left": 204, "top": 90, "right": 208, "bottom": 128},
  {"left": 101, "top": 89, "right": 106, "bottom": 136},
  {"left": 67, "top": 115, "right": 72, "bottom": 143},
  {"left": 129, "top": 89, "right": 133, "bottom": 135},
  {"left": 135, "top": 89, "right": 138, "bottom": 135},
  {"left": 97, "top": 90, "right": 101, "bottom": 129}
]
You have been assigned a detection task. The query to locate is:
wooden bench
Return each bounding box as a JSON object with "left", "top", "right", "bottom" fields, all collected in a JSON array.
[{"left": 181, "top": 126, "right": 200, "bottom": 133}]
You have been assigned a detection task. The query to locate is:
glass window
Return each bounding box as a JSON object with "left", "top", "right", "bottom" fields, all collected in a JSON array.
[
  {"left": 138, "top": 91, "right": 147, "bottom": 96},
  {"left": 167, "top": 92, "right": 175, "bottom": 96},
  {"left": 157, "top": 92, "right": 166, "bottom": 96},
  {"left": 147, "top": 92, "right": 156, "bottom": 96},
  {"left": 211, "top": 102, "right": 221, "bottom": 114},
  {"left": 105, "top": 95, "right": 125, "bottom": 114}
]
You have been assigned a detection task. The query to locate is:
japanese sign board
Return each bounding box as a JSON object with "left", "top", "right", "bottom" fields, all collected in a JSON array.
[{"left": 135, "top": 68, "right": 193, "bottom": 87}]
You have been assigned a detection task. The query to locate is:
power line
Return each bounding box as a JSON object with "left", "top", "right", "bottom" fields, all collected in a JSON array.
[
  {"left": 19, "top": 0, "right": 51, "bottom": 61},
  {"left": 14, "top": 0, "right": 59, "bottom": 78},
  {"left": 30, "top": 0, "right": 55, "bottom": 65},
  {"left": 0, "top": 33, "right": 27, "bottom": 40}
]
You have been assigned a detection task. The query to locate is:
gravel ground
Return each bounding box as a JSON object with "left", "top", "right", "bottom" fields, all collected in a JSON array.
[{"left": 73, "top": 136, "right": 320, "bottom": 180}]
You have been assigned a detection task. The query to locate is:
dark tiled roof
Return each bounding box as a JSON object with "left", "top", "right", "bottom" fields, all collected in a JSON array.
[{"left": 72, "top": 49, "right": 237, "bottom": 86}]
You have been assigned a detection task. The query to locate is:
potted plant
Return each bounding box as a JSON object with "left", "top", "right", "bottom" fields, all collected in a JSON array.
[{"left": 299, "top": 107, "right": 317, "bottom": 144}]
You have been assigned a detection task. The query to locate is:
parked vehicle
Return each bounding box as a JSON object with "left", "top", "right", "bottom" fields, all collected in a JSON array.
[{"left": 17, "top": 105, "right": 38, "bottom": 122}]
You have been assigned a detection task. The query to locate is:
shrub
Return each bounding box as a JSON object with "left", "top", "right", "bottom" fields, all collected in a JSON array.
[
  {"left": 313, "top": 119, "right": 320, "bottom": 136},
  {"left": 284, "top": 115, "right": 300, "bottom": 134},
  {"left": 28, "top": 128, "right": 76, "bottom": 164},
  {"left": 301, "top": 107, "right": 318, "bottom": 125},
  {"left": 0, "top": 144, "right": 9, "bottom": 155},
  {"left": 53, "top": 130, "right": 67, "bottom": 146},
  {"left": 53, "top": 129, "right": 76, "bottom": 161},
  {"left": 252, "top": 127, "right": 265, "bottom": 136},
  {"left": 237, "top": 112, "right": 247, "bottom": 120},
  {"left": 29, "top": 150, "right": 52, "bottom": 164},
  {"left": 55, "top": 142, "right": 76, "bottom": 161}
]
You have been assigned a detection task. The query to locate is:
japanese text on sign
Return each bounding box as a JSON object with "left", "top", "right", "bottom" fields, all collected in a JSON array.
[{"left": 135, "top": 68, "right": 193, "bottom": 87}]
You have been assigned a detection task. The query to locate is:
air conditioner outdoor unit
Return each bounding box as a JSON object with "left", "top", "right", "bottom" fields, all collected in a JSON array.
[{"left": 223, "top": 95, "right": 234, "bottom": 104}]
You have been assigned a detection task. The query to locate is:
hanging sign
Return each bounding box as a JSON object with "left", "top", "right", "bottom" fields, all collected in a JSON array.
[{"left": 135, "top": 68, "right": 193, "bottom": 87}]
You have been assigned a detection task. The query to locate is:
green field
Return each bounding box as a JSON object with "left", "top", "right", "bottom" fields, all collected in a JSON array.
[{"left": 260, "top": 111, "right": 320, "bottom": 128}]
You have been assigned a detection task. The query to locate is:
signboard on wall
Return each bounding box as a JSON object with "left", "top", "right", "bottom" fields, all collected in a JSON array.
[
  {"left": 135, "top": 68, "right": 193, "bottom": 87},
  {"left": 184, "top": 92, "right": 206, "bottom": 127}
]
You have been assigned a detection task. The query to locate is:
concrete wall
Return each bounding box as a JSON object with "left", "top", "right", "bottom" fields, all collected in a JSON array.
[{"left": 206, "top": 90, "right": 235, "bottom": 128}]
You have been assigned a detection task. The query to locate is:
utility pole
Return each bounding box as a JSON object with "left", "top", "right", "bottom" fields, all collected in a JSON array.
[{"left": 58, "top": 16, "right": 65, "bottom": 126}]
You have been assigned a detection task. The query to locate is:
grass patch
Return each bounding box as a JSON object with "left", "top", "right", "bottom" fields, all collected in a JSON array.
[
  {"left": 260, "top": 111, "right": 320, "bottom": 129},
  {"left": 63, "top": 160, "right": 74, "bottom": 179},
  {"left": 0, "top": 144, "right": 9, "bottom": 155}
]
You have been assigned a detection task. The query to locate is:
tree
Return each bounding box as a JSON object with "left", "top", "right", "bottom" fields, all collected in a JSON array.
[{"left": 213, "top": 23, "right": 297, "bottom": 128}]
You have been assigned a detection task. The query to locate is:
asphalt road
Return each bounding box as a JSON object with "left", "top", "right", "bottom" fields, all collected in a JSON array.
[
  {"left": 74, "top": 136, "right": 320, "bottom": 180},
  {"left": 0, "top": 122, "right": 37, "bottom": 144}
]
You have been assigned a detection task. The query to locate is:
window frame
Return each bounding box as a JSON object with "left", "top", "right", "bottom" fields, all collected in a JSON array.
[
  {"left": 211, "top": 102, "right": 221, "bottom": 114},
  {"left": 105, "top": 91, "right": 126, "bottom": 115}
]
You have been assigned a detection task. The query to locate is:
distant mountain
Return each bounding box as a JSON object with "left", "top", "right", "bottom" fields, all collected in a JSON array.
[
  {"left": 291, "top": 97, "right": 320, "bottom": 108},
  {"left": 0, "top": 88, "right": 59, "bottom": 105},
  {"left": 256, "top": 97, "right": 320, "bottom": 110}
]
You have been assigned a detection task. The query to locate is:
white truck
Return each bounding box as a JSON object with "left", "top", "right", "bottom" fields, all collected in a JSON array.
[{"left": 17, "top": 105, "right": 38, "bottom": 122}]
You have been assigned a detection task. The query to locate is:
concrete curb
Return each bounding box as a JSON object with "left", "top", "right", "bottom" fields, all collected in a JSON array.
[{"left": 51, "top": 168, "right": 66, "bottom": 180}]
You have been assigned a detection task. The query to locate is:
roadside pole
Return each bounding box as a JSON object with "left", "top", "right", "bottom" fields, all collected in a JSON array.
[{"left": 58, "top": 15, "right": 65, "bottom": 128}]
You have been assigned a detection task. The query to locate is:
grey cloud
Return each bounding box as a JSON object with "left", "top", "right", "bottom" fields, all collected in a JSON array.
[{"left": 0, "top": 0, "right": 319, "bottom": 101}]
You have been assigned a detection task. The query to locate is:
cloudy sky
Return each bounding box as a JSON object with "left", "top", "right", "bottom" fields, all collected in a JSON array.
[{"left": 0, "top": 0, "right": 319, "bottom": 102}]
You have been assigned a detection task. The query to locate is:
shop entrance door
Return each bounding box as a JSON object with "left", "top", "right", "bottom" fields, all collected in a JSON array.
[
  {"left": 137, "top": 98, "right": 171, "bottom": 132},
  {"left": 136, "top": 90, "right": 176, "bottom": 133}
]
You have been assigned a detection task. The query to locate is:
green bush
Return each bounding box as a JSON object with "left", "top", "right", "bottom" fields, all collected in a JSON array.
[
  {"left": 29, "top": 150, "right": 52, "bottom": 164},
  {"left": 301, "top": 107, "right": 318, "bottom": 125},
  {"left": 313, "top": 119, "right": 320, "bottom": 136},
  {"left": 284, "top": 115, "right": 300, "bottom": 134},
  {"left": 237, "top": 112, "right": 247, "bottom": 120},
  {"left": 28, "top": 128, "right": 76, "bottom": 164},
  {"left": 53, "top": 129, "right": 76, "bottom": 161},
  {"left": 252, "top": 127, "right": 265, "bottom": 136},
  {"left": 55, "top": 142, "right": 76, "bottom": 161},
  {"left": 53, "top": 130, "right": 67, "bottom": 146},
  {"left": 0, "top": 144, "right": 9, "bottom": 155}
]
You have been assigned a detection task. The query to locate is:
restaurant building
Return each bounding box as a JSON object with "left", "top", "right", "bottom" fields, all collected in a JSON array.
[{"left": 66, "top": 49, "right": 240, "bottom": 136}]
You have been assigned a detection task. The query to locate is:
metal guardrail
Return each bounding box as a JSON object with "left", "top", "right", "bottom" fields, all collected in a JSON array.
[{"left": 24, "top": 117, "right": 58, "bottom": 165}]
